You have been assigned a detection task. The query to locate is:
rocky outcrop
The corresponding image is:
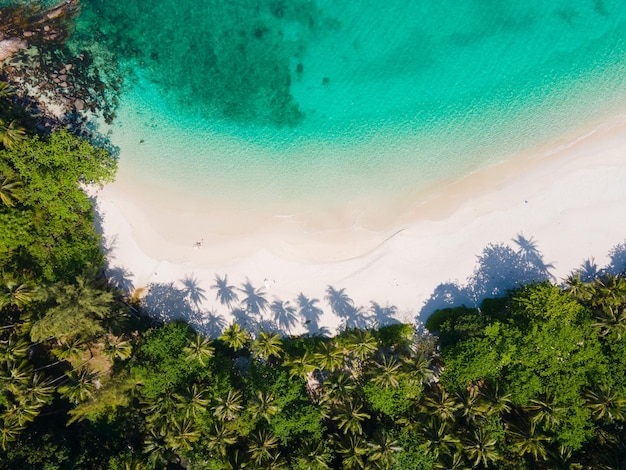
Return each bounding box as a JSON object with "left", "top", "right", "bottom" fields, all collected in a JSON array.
[
  {"left": 0, "top": 37, "right": 27, "bottom": 62},
  {"left": 0, "top": 0, "right": 80, "bottom": 63}
]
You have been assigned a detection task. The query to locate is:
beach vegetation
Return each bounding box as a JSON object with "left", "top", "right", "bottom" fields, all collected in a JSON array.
[{"left": 1, "top": 129, "right": 626, "bottom": 469}]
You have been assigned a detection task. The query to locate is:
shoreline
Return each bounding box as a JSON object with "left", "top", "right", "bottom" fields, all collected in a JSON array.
[{"left": 94, "top": 110, "right": 626, "bottom": 336}]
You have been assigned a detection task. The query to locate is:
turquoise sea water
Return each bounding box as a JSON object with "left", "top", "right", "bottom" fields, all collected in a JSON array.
[{"left": 11, "top": 1, "right": 626, "bottom": 209}]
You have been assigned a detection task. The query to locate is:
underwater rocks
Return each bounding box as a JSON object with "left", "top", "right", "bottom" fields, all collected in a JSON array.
[
  {"left": 0, "top": 37, "right": 27, "bottom": 61},
  {"left": 2, "top": 44, "right": 120, "bottom": 135},
  {"left": 1, "top": 1, "right": 121, "bottom": 137},
  {"left": 0, "top": 0, "right": 80, "bottom": 58}
]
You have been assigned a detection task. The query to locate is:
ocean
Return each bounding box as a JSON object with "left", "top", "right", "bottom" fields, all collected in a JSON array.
[{"left": 10, "top": 0, "right": 626, "bottom": 212}]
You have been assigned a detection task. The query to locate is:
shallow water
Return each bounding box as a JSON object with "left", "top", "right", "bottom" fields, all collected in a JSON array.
[{"left": 9, "top": 0, "right": 626, "bottom": 208}]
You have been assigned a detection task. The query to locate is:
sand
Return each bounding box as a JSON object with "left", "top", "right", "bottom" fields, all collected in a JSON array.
[{"left": 93, "top": 111, "right": 626, "bottom": 337}]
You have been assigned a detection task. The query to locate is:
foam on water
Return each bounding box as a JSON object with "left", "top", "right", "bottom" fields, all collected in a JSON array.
[{"left": 10, "top": 0, "right": 626, "bottom": 211}]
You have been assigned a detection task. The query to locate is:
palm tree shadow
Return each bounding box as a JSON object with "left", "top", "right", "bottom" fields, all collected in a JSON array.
[
  {"left": 143, "top": 282, "right": 196, "bottom": 324},
  {"left": 369, "top": 301, "right": 400, "bottom": 327},
  {"left": 325, "top": 286, "right": 354, "bottom": 318},
  {"left": 467, "top": 240, "right": 553, "bottom": 303},
  {"left": 343, "top": 305, "right": 374, "bottom": 330},
  {"left": 418, "top": 235, "right": 555, "bottom": 321},
  {"left": 420, "top": 282, "right": 470, "bottom": 318},
  {"left": 231, "top": 306, "right": 259, "bottom": 332},
  {"left": 239, "top": 279, "right": 269, "bottom": 316},
  {"left": 105, "top": 265, "right": 135, "bottom": 293},
  {"left": 297, "top": 293, "right": 324, "bottom": 333},
  {"left": 270, "top": 298, "right": 298, "bottom": 333},
  {"left": 575, "top": 258, "right": 601, "bottom": 282},
  {"left": 201, "top": 309, "right": 227, "bottom": 337},
  {"left": 512, "top": 233, "right": 555, "bottom": 280},
  {"left": 180, "top": 274, "right": 207, "bottom": 307},
  {"left": 211, "top": 274, "right": 239, "bottom": 310},
  {"left": 606, "top": 240, "right": 626, "bottom": 276}
]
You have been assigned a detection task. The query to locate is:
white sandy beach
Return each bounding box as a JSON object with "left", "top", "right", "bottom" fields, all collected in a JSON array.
[{"left": 94, "top": 111, "right": 626, "bottom": 336}]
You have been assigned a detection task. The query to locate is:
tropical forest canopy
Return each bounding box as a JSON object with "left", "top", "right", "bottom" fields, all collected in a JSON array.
[{"left": 1, "top": 77, "right": 626, "bottom": 469}]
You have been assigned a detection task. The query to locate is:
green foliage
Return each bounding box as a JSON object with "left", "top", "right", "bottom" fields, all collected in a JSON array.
[
  {"left": 364, "top": 375, "right": 419, "bottom": 420},
  {"left": 425, "top": 305, "right": 484, "bottom": 348},
  {"left": 132, "top": 321, "right": 204, "bottom": 398},
  {"left": 0, "top": 131, "right": 115, "bottom": 281},
  {"left": 0, "top": 124, "right": 624, "bottom": 467},
  {"left": 393, "top": 431, "right": 434, "bottom": 470}
]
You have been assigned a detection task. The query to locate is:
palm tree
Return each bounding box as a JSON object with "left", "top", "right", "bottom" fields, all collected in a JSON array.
[
  {"left": 418, "top": 419, "right": 460, "bottom": 460},
  {"left": 592, "top": 305, "right": 626, "bottom": 339},
  {"left": 524, "top": 391, "right": 565, "bottom": 430},
  {"left": 31, "top": 276, "right": 113, "bottom": 342},
  {"left": 19, "top": 372, "right": 55, "bottom": 406},
  {"left": 143, "top": 391, "right": 178, "bottom": 432},
  {"left": 143, "top": 431, "right": 173, "bottom": 468},
  {"left": 1, "top": 359, "right": 33, "bottom": 392},
  {"left": 0, "top": 81, "right": 15, "bottom": 99},
  {"left": 406, "top": 351, "right": 435, "bottom": 386},
  {"left": 164, "top": 417, "right": 201, "bottom": 452},
  {"left": 218, "top": 322, "right": 249, "bottom": 351},
  {"left": 213, "top": 389, "right": 243, "bottom": 422},
  {"left": 337, "top": 435, "right": 369, "bottom": 469},
  {"left": 367, "top": 431, "right": 402, "bottom": 469},
  {"left": 333, "top": 400, "right": 371, "bottom": 435},
  {"left": 52, "top": 337, "right": 87, "bottom": 361},
  {"left": 421, "top": 385, "right": 462, "bottom": 422},
  {"left": 0, "top": 174, "right": 23, "bottom": 208},
  {"left": 590, "top": 274, "right": 626, "bottom": 308},
  {"left": 585, "top": 384, "right": 626, "bottom": 422},
  {"left": 0, "top": 119, "right": 26, "bottom": 150},
  {"left": 477, "top": 380, "right": 512, "bottom": 416},
  {"left": 0, "top": 417, "right": 25, "bottom": 451},
  {"left": 211, "top": 274, "right": 239, "bottom": 309},
  {"left": 248, "top": 429, "right": 280, "bottom": 465},
  {"left": 295, "top": 439, "right": 331, "bottom": 469},
  {"left": 456, "top": 383, "right": 490, "bottom": 424},
  {"left": 239, "top": 279, "right": 269, "bottom": 315},
  {"left": 182, "top": 333, "right": 214, "bottom": 365},
  {"left": 433, "top": 452, "right": 466, "bottom": 470},
  {"left": 297, "top": 293, "right": 324, "bottom": 330},
  {"left": 564, "top": 272, "right": 592, "bottom": 302},
  {"left": 315, "top": 341, "right": 344, "bottom": 373},
  {"left": 270, "top": 299, "right": 298, "bottom": 331},
  {"left": 286, "top": 350, "right": 318, "bottom": 382},
  {"left": 0, "top": 279, "right": 37, "bottom": 310},
  {"left": 251, "top": 330, "right": 283, "bottom": 361},
  {"left": 207, "top": 423, "right": 237, "bottom": 457},
  {"left": 58, "top": 367, "right": 98, "bottom": 404},
  {"left": 371, "top": 355, "right": 403, "bottom": 389},
  {"left": 0, "top": 335, "right": 29, "bottom": 362},
  {"left": 344, "top": 329, "right": 378, "bottom": 362},
  {"left": 1, "top": 402, "right": 42, "bottom": 426},
  {"left": 102, "top": 337, "right": 133, "bottom": 361},
  {"left": 506, "top": 420, "right": 549, "bottom": 461},
  {"left": 174, "top": 383, "right": 209, "bottom": 419},
  {"left": 462, "top": 428, "right": 499, "bottom": 467},
  {"left": 249, "top": 390, "right": 279, "bottom": 422},
  {"left": 324, "top": 372, "right": 357, "bottom": 405},
  {"left": 325, "top": 286, "right": 355, "bottom": 318}
]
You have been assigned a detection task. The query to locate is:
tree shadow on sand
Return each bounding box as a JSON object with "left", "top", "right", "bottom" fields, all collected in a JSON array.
[
  {"left": 568, "top": 239, "right": 626, "bottom": 281},
  {"left": 419, "top": 234, "right": 555, "bottom": 319},
  {"left": 297, "top": 293, "right": 324, "bottom": 333},
  {"left": 324, "top": 286, "right": 398, "bottom": 331},
  {"left": 606, "top": 241, "right": 626, "bottom": 276},
  {"left": 105, "top": 265, "right": 135, "bottom": 294},
  {"left": 181, "top": 274, "right": 207, "bottom": 308},
  {"left": 143, "top": 281, "right": 210, "bottom": 332}
]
